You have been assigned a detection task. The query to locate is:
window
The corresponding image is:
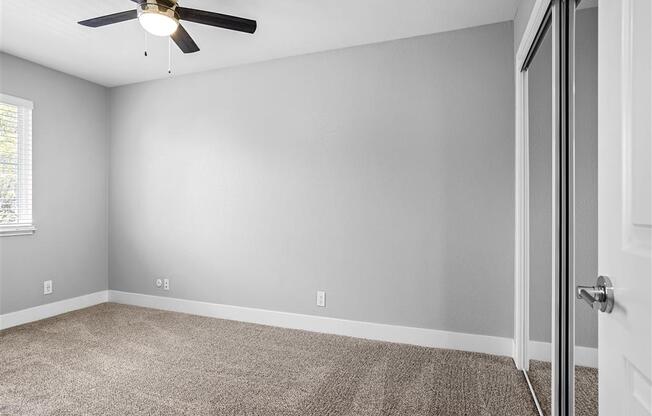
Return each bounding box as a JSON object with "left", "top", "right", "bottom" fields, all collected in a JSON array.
[{"left": 0, "top": 93, "right": 34, "bottom": 236}]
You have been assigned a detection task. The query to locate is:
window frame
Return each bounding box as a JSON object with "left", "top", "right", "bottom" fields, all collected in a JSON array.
[{"left": 0, "top": 93, "right": 35, "bottom": 237}]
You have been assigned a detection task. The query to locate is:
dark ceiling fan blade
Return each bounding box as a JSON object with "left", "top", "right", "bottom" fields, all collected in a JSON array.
[
  {"left": 78, "top": 10, "right": 137, "bottom": 27},
  {"left": 177, "top": 7, "right": 257, "bottom": 34},
  {"left": 171, "top": 24, "right": 200, "bottom": 54}
]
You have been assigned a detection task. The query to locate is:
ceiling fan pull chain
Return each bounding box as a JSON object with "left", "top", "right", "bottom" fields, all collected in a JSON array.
[
  {"left": 168, "top": 37, "right": 172, "bottom": 75},
  {"left": 144, "top": 32, "right": 148, "bottom": 57}
]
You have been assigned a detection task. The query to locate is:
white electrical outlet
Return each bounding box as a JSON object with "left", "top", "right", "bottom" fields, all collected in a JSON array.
[
  {"left": 316, "top": 290, "right": 326, "bottom": 307},
  {"left": 155, "top": 279, "right": 163, "bottom": 288},
  {"left": 43, "top": 280, "right": 53, "bottom": 295},
  {"left": 163, "top": 278, "right": 170, "bottom": 291}
]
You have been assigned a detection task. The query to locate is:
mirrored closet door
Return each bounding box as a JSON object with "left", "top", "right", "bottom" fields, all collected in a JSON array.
[{"left": 524, "top": 7, "right": 553, "bottom": 414}]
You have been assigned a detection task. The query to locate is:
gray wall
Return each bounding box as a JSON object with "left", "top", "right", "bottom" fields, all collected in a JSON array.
[
  {"left": 527, "top": 8, "right": 598, "bottom": 348},
  {"left": 0, "top": 53, "right": 109, "bottom": 314},
  {"left": 573, "top": 8, "right": 599, "bottom": 349},
  {"left": 108, "top": 22, "right": 516, "bottom": 338}
]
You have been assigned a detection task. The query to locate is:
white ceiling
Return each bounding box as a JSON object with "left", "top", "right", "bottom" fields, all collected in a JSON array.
[{"left": 0, "top": 0, "right": 519, "bottom": 87}]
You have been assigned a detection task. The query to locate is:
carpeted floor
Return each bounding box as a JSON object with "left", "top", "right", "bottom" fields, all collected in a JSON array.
[
  {"left": 527, "top": 360, "right": 598, "bottom": 416},
  {"left": 0, "top": 303, "right": 540, "bottom": 416}
]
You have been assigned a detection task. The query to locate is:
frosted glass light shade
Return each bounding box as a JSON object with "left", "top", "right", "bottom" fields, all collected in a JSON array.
[{"left": 139, "top": 11, "right": 178, "bottom": 37}]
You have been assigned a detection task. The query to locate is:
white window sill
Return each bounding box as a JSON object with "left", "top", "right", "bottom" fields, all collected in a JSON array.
[{"left": 0, "top": 225, "right": 36, "bottom": 237}]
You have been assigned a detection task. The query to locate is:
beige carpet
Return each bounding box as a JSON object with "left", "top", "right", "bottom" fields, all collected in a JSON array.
[
  {"left": 527, "top": 360, "right": 598, "bottom": 416},
  {"left": 0, "top": 303, "right": 539, "bottom": 415}
]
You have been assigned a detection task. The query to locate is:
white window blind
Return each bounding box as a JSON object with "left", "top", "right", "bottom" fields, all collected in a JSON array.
[{"left": 0, "top": 93, "right": 34, "bottom": 236}]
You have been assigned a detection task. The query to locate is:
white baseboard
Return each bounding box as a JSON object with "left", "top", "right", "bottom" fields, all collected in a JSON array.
[
  {"left": 529, "top": 340, "right": 598, "bottom": 368},
  {"left": 0, "top": 289, "right": 514, "bottom": 359},
  {"left": 0, "top": 289, "right": 598, "bottom": 369},
  {"left": 0, "top": 290, "right": 109, "bottom": 330},
  {"left": 108, "top": 290, "right": 514, "bottom": 357}
]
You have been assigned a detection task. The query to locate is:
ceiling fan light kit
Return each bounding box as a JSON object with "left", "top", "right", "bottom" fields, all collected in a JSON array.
[
  {"left": 78, "top": 0, "right": 257, "bottom": 55},
  {"left": 138, "top": 3, "right": 179, "bottom": 37}
]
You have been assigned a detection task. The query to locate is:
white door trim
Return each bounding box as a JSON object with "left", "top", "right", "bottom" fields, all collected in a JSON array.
[{"left": 514, "top": 0, "right": 553, "bottom": 372}]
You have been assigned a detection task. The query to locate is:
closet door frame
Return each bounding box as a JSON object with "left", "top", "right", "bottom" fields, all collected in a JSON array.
[{"left": 514, "top": 1, "right": 575, "bottom": 415}]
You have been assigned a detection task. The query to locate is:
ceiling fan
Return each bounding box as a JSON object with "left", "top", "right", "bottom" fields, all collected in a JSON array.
[{"left": 78, "top": 0, "right": 257, "bottom": 54}]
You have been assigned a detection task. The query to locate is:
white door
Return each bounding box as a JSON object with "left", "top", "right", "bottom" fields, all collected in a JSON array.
[{"left": 598, "top": 0, "right": 652, "bottom": 415}]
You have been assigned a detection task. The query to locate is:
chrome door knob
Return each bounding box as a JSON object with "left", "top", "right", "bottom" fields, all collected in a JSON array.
[{"left": 576, "top": 275, "right": 614, "bottom": 313}]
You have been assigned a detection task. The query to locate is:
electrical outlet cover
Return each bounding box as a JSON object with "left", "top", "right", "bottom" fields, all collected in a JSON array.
[
  {"left": 316, "top": 290, "right": 326, "bottom": 307},
  {"left": 43, "top": 280, "right": 53, "bottom": 295}
]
